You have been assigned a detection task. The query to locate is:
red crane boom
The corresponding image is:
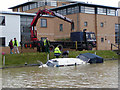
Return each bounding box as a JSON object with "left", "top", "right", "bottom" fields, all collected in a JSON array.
[{"left": 30, "top": 9, "right": 74, "bottom": 41}]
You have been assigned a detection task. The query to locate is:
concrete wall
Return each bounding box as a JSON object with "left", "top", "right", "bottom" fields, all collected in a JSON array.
[{"left": 0, "top": 14, "right": 21, "bottom": 46}]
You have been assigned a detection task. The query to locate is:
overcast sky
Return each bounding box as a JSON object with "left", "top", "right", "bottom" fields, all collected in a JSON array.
[{"left": 0, "top": 0, "right": 120, "bottom": 11}]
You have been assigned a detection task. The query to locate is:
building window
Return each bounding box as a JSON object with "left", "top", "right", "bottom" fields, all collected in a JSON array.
[
  {"left": 84, "top": 22, "right": 88, "bottom": 27},
  {"left": 67, "top": 7, "right": 72, "bottom": 14},
  {"left": 0, "top": 37, "right": 5, "bottom": 47},
  {"left": 51, "top": 1, "right": 57, "bottom": 6},
  {"left": 23, "top": 5, "right": 29, "bottom": 11},
  {"left": 62, "top": 9, "right": 67, "bottom": 15},
  {"left": 30, "top": 3, "right": 37, "bottom": 9},
  {"left": 0, "top": 16, "right": 5, "bottom": 26},
  {"left": 115, "top": 24, "right": 120, "bottom": 44},
  {"left": 100, "top": 22, "right": 104, "bottom": 27},
  {"left": 41, "top": 19, "right": 47, "bottom": 28},
  {"left": 17, "top": 8, "right": 20, "bottom": 12},
  {"left": 107, "top": 9, "right": 116, "bottom": 16},
  {"left": 60, "top": 24, "right": 63, "bottom": 31},
  {"left": 81, "top": 6, "right": 95, "bottom": 14},
  {"left": 71, "top": 7, "right": 75, "bottom": 14},
  {"left": 98, "top": 8, "right": 106, "bottom": 15},
  {"left": 38, "top": 1, "right": 45, "bottom": 7},
  {"left": 75, "top": 6, "right": 79, "bottom": 13},
  {"left": 101, "top": 38, "right": 104, "bottom": 42}
]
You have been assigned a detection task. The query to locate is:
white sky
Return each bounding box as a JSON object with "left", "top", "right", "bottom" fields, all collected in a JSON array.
[{"left": 0, "top": 0, "right": 120, "bottom": 11}]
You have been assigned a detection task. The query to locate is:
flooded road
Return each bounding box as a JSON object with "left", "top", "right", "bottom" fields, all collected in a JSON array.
[{"left": 2, "top": 60, "right": 118, "bottom": 88}]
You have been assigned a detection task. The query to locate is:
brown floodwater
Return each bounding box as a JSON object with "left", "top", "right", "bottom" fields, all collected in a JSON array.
[{"left": 2, "top": 60, "right": 118, "bottom": 88}]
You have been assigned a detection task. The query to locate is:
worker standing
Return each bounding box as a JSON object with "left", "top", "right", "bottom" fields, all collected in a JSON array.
[
  {"left": 54, "top": 47, "right": 61, "bottom": 58},
  {"left": 12, "top": 38, "right": 19, "bottom": 54},
  {"left": 8, "top": 39, "right": 13, "bottom": 54},
  {"left": 44, "top": 38, "right": 50, "bottom": 53}
]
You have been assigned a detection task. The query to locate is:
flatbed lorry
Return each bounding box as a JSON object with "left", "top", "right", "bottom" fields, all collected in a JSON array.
[{"left": 22, "top": 9, "right": 96, "bottom": 51}]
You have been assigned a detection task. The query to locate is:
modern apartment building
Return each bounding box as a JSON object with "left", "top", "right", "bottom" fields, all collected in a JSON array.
[
  {"left": 0, "top": 11, "right": 35, "bottom": 47},
  {"left": 8, "top": 0, "right": 119, "bottom": 50}
]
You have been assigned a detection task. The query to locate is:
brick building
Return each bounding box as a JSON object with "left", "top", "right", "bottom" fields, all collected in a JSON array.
[{"left": 9, "top": 0, "right": 119, "bottom": 50}]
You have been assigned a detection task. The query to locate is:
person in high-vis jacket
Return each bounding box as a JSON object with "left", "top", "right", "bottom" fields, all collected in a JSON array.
[
  {"left": 12, "top": 38, "right": 19, "bottom": 54},
  {"left": 44, "top": 38, "right": 50, "bottom": 53},
  {"left": 54, "top": 47, "right": 61, "bottom": 58}
]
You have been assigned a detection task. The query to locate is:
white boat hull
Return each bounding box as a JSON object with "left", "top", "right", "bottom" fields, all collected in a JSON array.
[{"left": 39, "top": 58, "right": 87, "bottom": 68}]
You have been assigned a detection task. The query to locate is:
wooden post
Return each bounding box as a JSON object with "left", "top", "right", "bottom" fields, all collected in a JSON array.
[
  {"left": 47, "top": 54, "right": 49, "bottom": 60},
  {"left": 75, "top": 41, "right": 78, "bottom": 50},
  {"left": 3, "top": 56, "right": 5, "bottom": 66}
]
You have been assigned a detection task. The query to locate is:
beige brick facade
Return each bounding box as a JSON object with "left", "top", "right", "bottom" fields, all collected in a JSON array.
[{"left": 36, "top": 14, "right": 118, "bottom": 50}]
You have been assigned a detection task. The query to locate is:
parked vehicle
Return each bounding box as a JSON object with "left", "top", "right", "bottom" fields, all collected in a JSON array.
[{"left": 50, "top": 30, "right": 96, "bottom": 51}]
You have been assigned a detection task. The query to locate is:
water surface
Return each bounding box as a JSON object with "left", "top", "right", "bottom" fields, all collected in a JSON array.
[{"left": 2, "top": 60, "right": 118, "bottom": 88}]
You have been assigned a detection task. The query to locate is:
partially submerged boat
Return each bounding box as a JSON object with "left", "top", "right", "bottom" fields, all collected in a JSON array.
[
  {"left": 77, "top": 53, "right": 104, "bottom": 64},
  {"left": 39, "top": 53, "right": 103, "bottom": 68},
  {"left": 46, "top": 58, "right": 86, "bottom": 67}
]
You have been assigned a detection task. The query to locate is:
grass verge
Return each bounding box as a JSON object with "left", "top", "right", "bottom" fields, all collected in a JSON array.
[{"left": 1, "top": 50, "right": 118, "bottom": 67}]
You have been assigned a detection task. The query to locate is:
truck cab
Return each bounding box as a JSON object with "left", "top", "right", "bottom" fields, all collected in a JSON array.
[
  {"left": 70, "top": 31, "right": 96, "bottom": 50},
  {"left": 86, "top": 32, "right": 96, "bottom": 47}
]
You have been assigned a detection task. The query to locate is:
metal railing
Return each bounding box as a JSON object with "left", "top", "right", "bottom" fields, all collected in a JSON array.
[{"left": 111, "top": 43, "right": 120, "bottom": 50}]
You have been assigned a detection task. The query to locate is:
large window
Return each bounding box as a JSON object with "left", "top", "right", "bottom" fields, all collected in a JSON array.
[
  {"left": 66, "top": 6, "right": 80, "bottom": 15},
  {"left": 38, "top": 1, "right": 57, "bottom": 7},
  {"left": 38, "top": 1, "right": 45, "bottom": 7},
  {"left": 0, "top": 37, "right": 5, "bottom": 47},
  {"left": 17, "top": 8, "right": 20, "bottom": 12},
  {"left": 62, "top": 9, "right": 67, "bottom": 15},
  {"left": 74, "top": 6, "right": 79, "bottom": 13},
  {"left": 22, "top": 5, "right": 29, "bottom": 11},
  {"left": 98, "top": 8, "right": 106, "bottom": 15},
  {"left": 81, "top": 6, "right": 95, "bottom": 14},
  {"left": 49, "top": 1, "right": 57, "bottom": 6},
  {"left": 20, "top": 16, "right": 34, "bottom": 42},
  {"left": 30, "top": 3, "right": 37, "bottom": 9},
  {"left": 41, "top": 19, "right": 47, "bottom": 28},
  {"left": 115, "top": 24, "right": 120, "bottom": 44},
  {"left": 67, "top": 7, "right": 72, "bottom": 14},
  {"left": 107, "top": 9, "right": 116, "bottom": 16},
  {"left": 0, "top": 16, "right": 5, "bottom": 26}
]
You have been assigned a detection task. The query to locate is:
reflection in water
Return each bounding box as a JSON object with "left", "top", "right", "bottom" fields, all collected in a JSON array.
[{"left": 2, "top": 60, "right": 118, "bottom": 88}]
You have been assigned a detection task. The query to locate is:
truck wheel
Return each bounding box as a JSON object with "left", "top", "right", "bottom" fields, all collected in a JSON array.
[
  {"left": 88, "top": 44, "right": 93, "bottom": 50},
  {"left": 49, "top": 45, "right": 55, "bottom": 52},
  {"left": 57, "top": 44, "right": 63, "bottom": 51}
]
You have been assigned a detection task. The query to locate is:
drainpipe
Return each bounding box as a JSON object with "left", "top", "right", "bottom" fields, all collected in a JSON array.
[
  {"left": 95, "top": 7, "right": 98, "bottom": 50},
  {"left": 77, "top": 5, "right": 80, "bottom": 31},
  {"left": 77, "top": 13, "right": 80, "bottom": 31}
]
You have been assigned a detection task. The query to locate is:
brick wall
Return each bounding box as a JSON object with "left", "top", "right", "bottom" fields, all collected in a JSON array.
[{"left": 35, "top": 13, "right": 118, "bottom": 50}]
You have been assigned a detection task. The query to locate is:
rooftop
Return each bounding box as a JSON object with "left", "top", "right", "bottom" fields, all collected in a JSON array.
[
  {"left": 9, "top": 0, "right": 76, "bottom": 9},
  {"left": 50, "top": 2, "right": 119, "bottom": 11},
  {"left": 9, "top": 0, "right": 119, "bottom": 10},
  {"left": 0, "top": 11, "right": 54, "bottom": 17},
  {"left": 0, "top": 11, "right": 36, "bottom": 16}
]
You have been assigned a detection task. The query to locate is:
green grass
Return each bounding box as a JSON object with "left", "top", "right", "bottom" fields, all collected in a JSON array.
[{"left": 1, "top": 50, "right": 118, "bottom": 67}]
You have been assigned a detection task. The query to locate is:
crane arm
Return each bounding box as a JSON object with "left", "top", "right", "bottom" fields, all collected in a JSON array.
[{"left": 30, "top": 9, "right": 74, "bottom": 41}]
